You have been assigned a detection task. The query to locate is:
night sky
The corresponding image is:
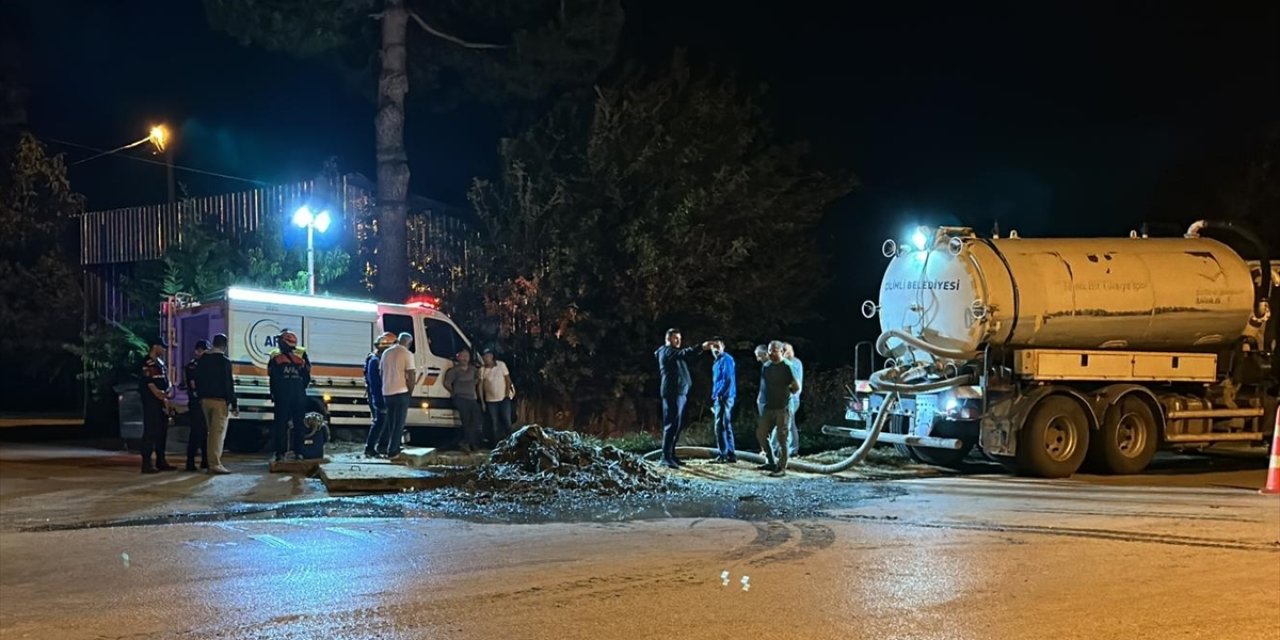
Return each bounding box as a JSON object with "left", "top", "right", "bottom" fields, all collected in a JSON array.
[{"left": 11, "top": 0, "right": 1280, "bottom": 349}]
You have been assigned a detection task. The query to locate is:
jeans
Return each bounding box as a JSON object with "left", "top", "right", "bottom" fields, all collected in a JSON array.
[
  {"left": 201, "top": 399, "right": 230, "bottom": 469},
  {"left": 455, "top": 397, "right": 484, "bottom": 450},
  {"left": 770, "top": 397, "right": 802, "bottom": 457},
  {"left": 484, "top": 398, "right": 513, "bottom": 446},
  {"left": 660, "top": 394, "right": 688, "bottom": 463},
  {"left": 757, "top": 407, "right": 791, "bottom": 470},
  {"left": 186, "top": 400, "right": 207, "bottom": 467},
  {"left": 712, "top": 397, "right": 736, "bottom": 459},
  {"left": 364, "top": 395, "right": 387, "bottom": 454},
  {"left": 384, "top": 392, "right": 411, "bottom": 456}
]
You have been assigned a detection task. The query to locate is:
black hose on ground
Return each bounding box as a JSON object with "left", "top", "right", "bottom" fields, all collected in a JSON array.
[{"left": 642, "top": 393, "right": 900, "bottom": 475}]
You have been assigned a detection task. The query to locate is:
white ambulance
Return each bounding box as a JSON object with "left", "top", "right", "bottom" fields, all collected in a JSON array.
[{"left": 163, "top": 287, "right": 472, "bottom": 451}]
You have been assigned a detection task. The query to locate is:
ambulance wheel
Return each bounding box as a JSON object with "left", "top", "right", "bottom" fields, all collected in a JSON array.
[
  {"left": 1016, "top": 395, "right": 1090, "bottom": 478},
  {"left": 226, "top": 421, "right": 269, "bottom": 453}
]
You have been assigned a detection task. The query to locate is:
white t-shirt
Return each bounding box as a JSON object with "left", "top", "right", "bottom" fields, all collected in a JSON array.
[
  {"left": 480, "top": 361, "right": 510, "bottom": 400},
  {"left": 379, "top": 344, "right": 415, "bottom": 396}
]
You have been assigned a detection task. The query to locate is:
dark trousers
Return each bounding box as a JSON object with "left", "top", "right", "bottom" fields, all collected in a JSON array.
[
  {"left": 272, "top": 395, "right": 307, "bottom": 457},
  {"left": 364, "top": 395, "right": 387, "bottom": 454},
  {"left": 660, "top": 394, "right": 688, "bottom": 463},
  {"left": 384, "top": 392, "right": 411, "bottom": 456},
  {"left": 140, "top": 401, "right": 170, "bottom": 469},
  {"left": 455, "top": 398, "right": 484, "bottom": 451},
  {"left": 483, "top": 398, "right": 513, "bottom": 446},
  {"left": 713, "top": 396, "right": 736, "bottom": 459},
  {"left": 186, "top": 400, "right": 207, "bottom": 467}
]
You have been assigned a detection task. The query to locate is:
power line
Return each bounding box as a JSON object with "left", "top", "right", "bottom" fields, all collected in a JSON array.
[{"left": 43, "top": 137, "right": 270, "bottom": 186}]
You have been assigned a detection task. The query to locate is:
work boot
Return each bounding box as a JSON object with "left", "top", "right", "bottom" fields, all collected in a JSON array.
[
  {"left": 208, "top": 465, "right": 231, "bottom": 475},
  {"left": 756, "top": 462, "right": 776, "bottom": 471},
  {"left": 156, "top": 462, "right": 177, "bottom": 471},
  {"left": 769, "top": 469, "right": 786, "bottom": 478},
  {"left": 141, "top": 466, "right": 159, "bottom": 475},
  {"left": 184, "top": 462, "right": 198, "bottom": 472}
]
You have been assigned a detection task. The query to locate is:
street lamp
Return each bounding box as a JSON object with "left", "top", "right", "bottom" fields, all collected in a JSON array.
[
  {"left": 73, "top": 123, "right": 175, "bottom": 202},
  {"left": 292, "top": 205, "right": 332, "bottom": 295}
]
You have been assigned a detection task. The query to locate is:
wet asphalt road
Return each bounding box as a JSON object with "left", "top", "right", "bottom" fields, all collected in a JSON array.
[{"left": 2, "top": 471, "right": 1278, "bottom": 640}]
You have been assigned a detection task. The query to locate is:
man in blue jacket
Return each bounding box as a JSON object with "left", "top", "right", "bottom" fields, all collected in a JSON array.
[
  {"left": 654, "top": 328, "right": 710, "bottom": 469},
  {"left": 364, "top": 332, "right": 397, "bottom": 457},
  {"left": 709, "top": 338, "right": 737, "bottom": 464}
]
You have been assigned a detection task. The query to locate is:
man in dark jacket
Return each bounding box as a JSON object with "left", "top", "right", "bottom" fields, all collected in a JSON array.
[
  {"left": 268, "top": 329, "right": 312, "bottom": 461},
  {"left": 183, "top": 340, "right": 209, "bottom": 471},
  {"left": 654, "top": 328, "right": 709, "bottom": 469},
  {"left": 138, "top": 338, "right": 174, "bottom": 473},
  {"left": 194, "top": 333, "right": 237, "bottom": 474}
]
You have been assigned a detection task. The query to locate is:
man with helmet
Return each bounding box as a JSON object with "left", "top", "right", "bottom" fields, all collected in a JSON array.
[
  {"left": 364, "top": 332, "right": 397, "bottom": 457},
  {"left": 268, "top": 329, "right": 312, "bottom": 461}
]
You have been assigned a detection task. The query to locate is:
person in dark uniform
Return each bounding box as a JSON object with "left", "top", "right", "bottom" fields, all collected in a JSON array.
[
  {"left": 183, "top": 340, "right": 210, "bottom": 471},
  {"left": 653, "top": 328, "right": 710, "bottom": 469},
  {"left": 268, "top": 329, "right": 311, "bottom": 461},
  {"left": 364, "top": 332, "right": 396, "bottom": 457},
  {"left": 139, "top": 338, "right": 175, "bottom": 474}
]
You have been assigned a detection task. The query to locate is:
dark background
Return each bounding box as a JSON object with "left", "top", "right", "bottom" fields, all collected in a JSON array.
[{"left": 10, "top": 0, "right": 1280, "bottom": 356}]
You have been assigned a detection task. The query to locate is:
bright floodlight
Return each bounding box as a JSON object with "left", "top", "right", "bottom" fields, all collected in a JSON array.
[
  {"left": 911, "top": 228, "right": 928, "bottom": 251},
  {"left": 292, "top": 205, "right": 314, "bottom": 228},
  {"left": 314, "top": 210, "right": 332, "bottom": 234}
]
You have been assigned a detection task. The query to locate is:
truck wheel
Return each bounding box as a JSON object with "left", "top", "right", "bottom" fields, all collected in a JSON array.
[
  {"left": 226, "top": 421, "right": 268, "bottom": 453},
  {"left": 1017, "top": 395, "right": 1090, "bottom": 478},
  {"left": 913, "top": 440, "right": 975, "bottom": 468},
  {"left": 888, "top": 414, "right": 923, "bottom": 462},
  {"left": 1087, "top": 396, "right": 1157, "bottom": 474}
]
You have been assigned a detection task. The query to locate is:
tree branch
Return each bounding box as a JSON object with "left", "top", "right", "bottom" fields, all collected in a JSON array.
[{"left": 407, "top": 11, "right": 507, "bottom": 49}]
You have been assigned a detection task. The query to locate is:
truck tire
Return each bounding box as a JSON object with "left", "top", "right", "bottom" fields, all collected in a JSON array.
[
  {"left": 1087, "top": 396, "right": 1157, "bottom": 474},
  {"left": 1017, "top": 395, "right": 1090, "bottom": 478},
  {"left": 914, "top": 441, "right": 975, "bottom": 468},
  {"left": 912, "top": 419, "right": 976, "bottom": 469},
  {"left": 888, "top": 414, "right": 924, "bottom": 462}
]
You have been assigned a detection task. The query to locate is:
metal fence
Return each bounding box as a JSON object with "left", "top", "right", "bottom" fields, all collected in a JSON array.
[{"left": 80, "top": 174, "right": 479, "bottom": 324}]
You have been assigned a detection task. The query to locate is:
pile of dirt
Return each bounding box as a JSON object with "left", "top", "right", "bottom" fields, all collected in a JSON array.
[{"left": 454, "top": 425, "right": 671, "bottom": 501}]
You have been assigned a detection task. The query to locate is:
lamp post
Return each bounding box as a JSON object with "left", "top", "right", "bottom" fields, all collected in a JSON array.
[
  {"left": 292, "top": 205, "right": 332, "bottom": 295},
  {"left": 74, "top": 125, "right": 172, "bottom": 201}
]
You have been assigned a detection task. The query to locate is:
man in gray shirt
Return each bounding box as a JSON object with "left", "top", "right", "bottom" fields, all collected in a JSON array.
[
  {"left": 443, "top": 347, "right": 483, "bottom": 453},
  {"left": 757, "top": 340, "right": 800, "bottom": 477}
]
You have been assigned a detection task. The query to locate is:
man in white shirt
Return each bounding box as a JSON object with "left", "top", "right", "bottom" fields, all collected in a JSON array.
[
  {"left": 479, "top": 348, "right": 515, "bottom": 446},
  {"left": 378, "top": 332, "right": 416, "bottom": 457}
]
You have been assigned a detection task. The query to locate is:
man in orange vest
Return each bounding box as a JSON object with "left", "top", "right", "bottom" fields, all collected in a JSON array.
[{"left": 268, "top": 329, "right": 311, "bottom": 461}]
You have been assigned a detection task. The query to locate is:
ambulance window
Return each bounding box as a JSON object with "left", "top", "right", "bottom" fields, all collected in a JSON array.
[
  {"left": 382, "top": 313, "right": 415, "bottom": 353},
  {"left": 425, "top": 318, "right": 465, "bottom": 359}
]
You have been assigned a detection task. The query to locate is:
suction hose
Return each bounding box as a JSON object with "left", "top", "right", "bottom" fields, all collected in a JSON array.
[
  {"left": 869, "top": 366, "right": 976, "bottom": 393},
  {"left": 875, "top": 329, "right": 980, "bottom": 361},
  {"left": 642, "top": 393, "right": 900, "bottom": 475}
]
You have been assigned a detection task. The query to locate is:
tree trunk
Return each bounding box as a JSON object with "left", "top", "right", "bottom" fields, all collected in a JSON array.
[{"left": 375, "top": 0, "right": 410, "bottom": 301}]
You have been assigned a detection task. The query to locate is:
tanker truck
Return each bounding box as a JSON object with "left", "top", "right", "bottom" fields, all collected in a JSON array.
[{"left": 834, "top": 220, "right": 1277, "bottom": 478}]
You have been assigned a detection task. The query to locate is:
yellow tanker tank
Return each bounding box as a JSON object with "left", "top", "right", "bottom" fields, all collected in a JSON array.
[{"left": 877, "top": 228, "right": 1257, "bottom": 354}]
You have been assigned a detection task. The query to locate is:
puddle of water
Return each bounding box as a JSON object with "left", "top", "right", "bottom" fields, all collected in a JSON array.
[{"left": 24, "top": 477, "right": 908, "bottom": 531}]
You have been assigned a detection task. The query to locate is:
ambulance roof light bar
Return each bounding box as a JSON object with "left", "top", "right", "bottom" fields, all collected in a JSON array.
[{"left": 226, "top": 287, "right": 379, "bottom": 313}]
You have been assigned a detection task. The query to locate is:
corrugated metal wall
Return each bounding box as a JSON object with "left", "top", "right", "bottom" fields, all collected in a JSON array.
[{"left": 80, "top": 180, "right": 321, "bottom": 266}]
